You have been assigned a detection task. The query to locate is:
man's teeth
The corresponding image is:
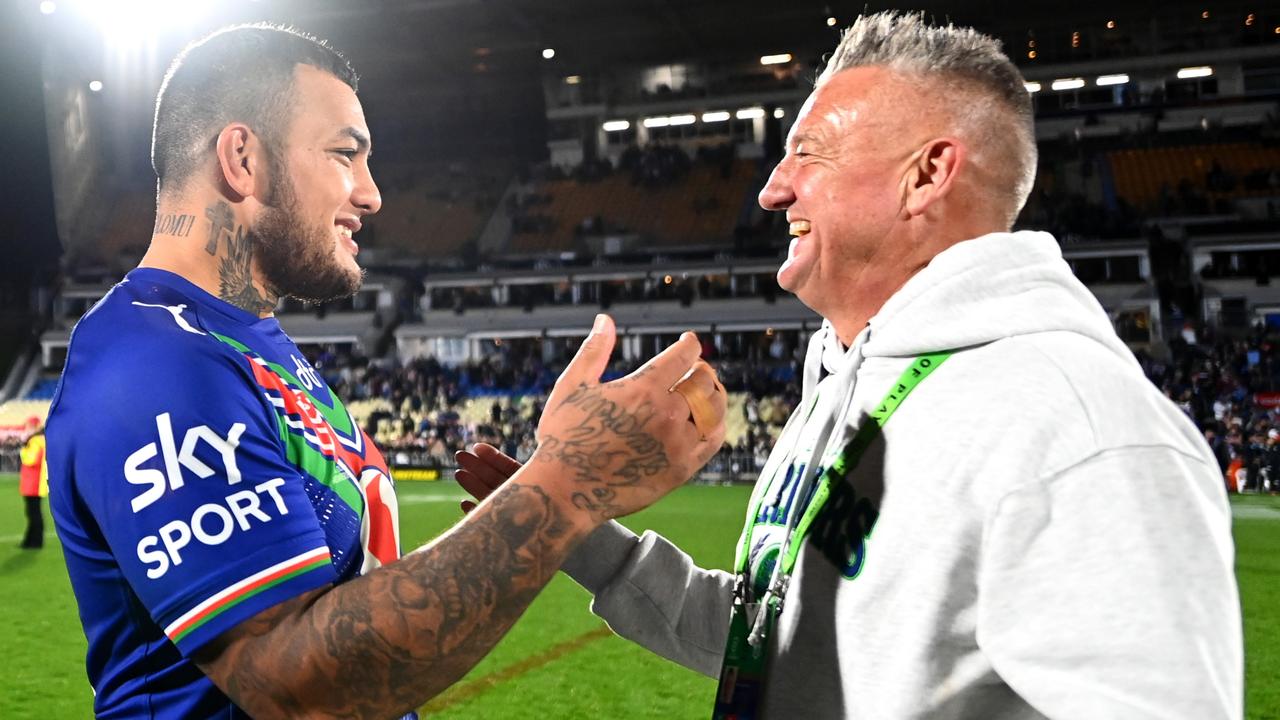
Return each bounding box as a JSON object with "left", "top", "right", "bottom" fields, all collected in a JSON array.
[
  {"left": 790, "top": 220, "right": 811, "bottom": 237},
  {"left": 338, "top": 226, "right": 353, "bottom": 238}
]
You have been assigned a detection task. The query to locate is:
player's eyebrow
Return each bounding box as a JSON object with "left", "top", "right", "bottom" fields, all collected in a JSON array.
[{"left": 336, "top": 126, "right": 372, "bottom": 158}]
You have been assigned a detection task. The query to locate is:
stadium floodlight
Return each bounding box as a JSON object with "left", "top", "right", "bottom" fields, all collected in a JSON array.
[
  {"left": 564, "top": 75, "right": 581, "bottom": 85},
  {"left": 542, "top": 48, "right": 555, "bottom": 59},
  {"left": 1024, "top": 81, "right": 1042, "bottom": 93},
  {"left": 88, "top": 80, "right": 103, "bottom": 92},
  {"left": 667, "top": 114, "right": 696, "bottom": 126},
  {"left": 736, "top": 107, "right": 766, "bottom": 120},
  {"left": 642, "top": 116, "right": 671, "bottom": 128},
  {"left": 601, "top": 120, "right": 630, "bottom": 132},
  {"left": 773, "top": 107, "right": 786, "bottom": 119},
  {"left": 701, "top": 111, "right": 731, "bottom": 123},
  {"left": 40, "top": 1, "right": 56, "bottom": 14},
  {"left": 760, "top": 53, "right": 793, "bottom": 65},
  {"left": 827, "top": 16, "right": 837, "bottom": 27},
  {"left": 1096, "top": 73, "right": 1129, "bottom": 86},
  {"left": 75, "top": 0, "right": 215, "bottom": 46},
  {"left": 1050, "top": 77, "right": 1086, "bottom": 91},
  {"left": 1177, "top": 66, "right": 1213, "bottom": 79}
]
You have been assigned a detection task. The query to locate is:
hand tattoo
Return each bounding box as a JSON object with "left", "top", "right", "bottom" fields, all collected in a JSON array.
[{"left": 537, "top": 383, "right": 671, "bottom": 517}]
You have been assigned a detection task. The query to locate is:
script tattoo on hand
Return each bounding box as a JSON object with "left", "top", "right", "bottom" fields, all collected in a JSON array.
[
  {"left": 196, "top": 482, "right": 582, "bottom": 719},
  {"left": 203, "top": 200, "right": 276, "bottom": 316},
  {"left": 537, "top": 383, "right": 671, "bottom": 517}
]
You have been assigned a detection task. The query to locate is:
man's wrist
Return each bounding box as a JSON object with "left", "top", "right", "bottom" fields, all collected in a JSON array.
[{"left": 510, "top": 447, "right": 608, "bottom": 534}]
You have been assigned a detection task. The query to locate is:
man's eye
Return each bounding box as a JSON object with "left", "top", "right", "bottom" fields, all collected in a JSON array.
[{"left": 333, "top": 149, "right": 357, "bottom": 161}]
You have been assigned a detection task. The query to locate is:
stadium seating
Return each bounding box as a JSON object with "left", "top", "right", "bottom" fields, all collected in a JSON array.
[
  {"left": 508, "top": 158, "right": 757, "bottom": 254},
  {"left": 363, "top": 163, "right": 506, "bottom": 259},
  {"left": 1108, "top": 143, "right": 1280, "bottom": 213}
]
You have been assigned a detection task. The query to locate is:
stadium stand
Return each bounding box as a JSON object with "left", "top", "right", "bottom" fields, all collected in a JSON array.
[
  {"left": 361, "top": 162, "right": 506, "bottom": 262},
  {"left": 507, "top": 151, "right": 759, "bottom": 255},
  {"left": 1109, "top": 143, "right": 1280, "bottom": 214}
]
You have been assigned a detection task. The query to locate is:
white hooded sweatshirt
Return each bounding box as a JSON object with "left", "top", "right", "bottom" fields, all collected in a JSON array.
[{"left": 562, "top": 231, "right": 1242, "bottom": 719}]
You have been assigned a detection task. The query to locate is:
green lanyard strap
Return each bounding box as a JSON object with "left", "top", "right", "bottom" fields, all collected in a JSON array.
[{"left": 734, "top": 351, "right": 952, "bottom": 578}]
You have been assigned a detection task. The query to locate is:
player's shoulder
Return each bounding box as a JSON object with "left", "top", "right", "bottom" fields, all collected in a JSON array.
[{"left": 58, "top": 271, "right": 257, "bottom": 409}]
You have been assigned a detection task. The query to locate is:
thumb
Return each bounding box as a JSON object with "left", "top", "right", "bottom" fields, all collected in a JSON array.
[{"left": 555, "top": 314, "right": 616, "bottom": 391}]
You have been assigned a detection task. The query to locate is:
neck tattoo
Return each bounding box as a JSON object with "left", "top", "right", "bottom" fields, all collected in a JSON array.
[{"left": 203, "top": 200, "right": 276, "bottom": 316}]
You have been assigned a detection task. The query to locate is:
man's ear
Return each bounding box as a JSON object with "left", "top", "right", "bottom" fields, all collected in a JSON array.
[
  {"left": 213, "top": 123, "right": 263, "bottom": 200},
  {"left": 902, "top": 137, "right": 965, "bottom": 218}
]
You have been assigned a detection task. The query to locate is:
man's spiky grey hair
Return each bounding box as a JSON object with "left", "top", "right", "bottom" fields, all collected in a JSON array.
[{"left": 818, "top": 12, "right": 1037, "bottom": 224}]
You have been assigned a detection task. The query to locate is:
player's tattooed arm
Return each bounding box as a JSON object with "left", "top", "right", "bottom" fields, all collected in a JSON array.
[
  {"left": 193, "top": 326, "right": 719, "bottom": 719},
  {"left": 194, "top": 479, "right": 594, "bottom": 719},
  {"left": 203, "top": 200, "right": 276, "bottom": 316}
]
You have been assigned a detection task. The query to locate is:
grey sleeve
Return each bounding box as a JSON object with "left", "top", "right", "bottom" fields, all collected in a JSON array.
[
  {"left": 977, "top": 446, "right": 1243, "bottom": 720},
  {"left": 561, "top": 521, "right": 736, "bottom": 677}
]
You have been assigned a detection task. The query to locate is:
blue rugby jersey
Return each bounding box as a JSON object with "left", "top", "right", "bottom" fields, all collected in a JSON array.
[{"left": 47, "top": 268, "right": 412, "bottom": 719}]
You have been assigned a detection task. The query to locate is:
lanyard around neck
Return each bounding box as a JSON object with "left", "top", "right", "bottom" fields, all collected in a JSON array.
[{"left": 733, "top": 351, "right": 951, "bottom": 580}]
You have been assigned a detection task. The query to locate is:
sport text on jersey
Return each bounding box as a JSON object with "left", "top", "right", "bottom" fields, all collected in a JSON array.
[{"left": 125, "top": 413, "right": 291, "bottom": 579}]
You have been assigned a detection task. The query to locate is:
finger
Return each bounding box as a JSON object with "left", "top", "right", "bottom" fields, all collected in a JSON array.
[
  {"left": 457, "top": 449, "right": 516, "bottom": 490},
  {"left": 455, "top": 468, "right": 493, "bottom": 501},
  {"left": 670, "top": 361, "right": 726, "bottom": 439},
  {"left": 551, "top": 314, "right": 616, "bottom": 396},
  {"left": 627, "top": 331, "right": 704, "bottom": 390},
  {"left": 473, "top": 442, "right": 523, "bottom": 478}
]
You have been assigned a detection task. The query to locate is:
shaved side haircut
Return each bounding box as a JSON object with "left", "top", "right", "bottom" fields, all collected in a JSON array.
[
  {"left": 820, "top": 11, "right": 1038, "bottom": 225},
  {"left": 151, "top": 23, "right": 358, "bottom": 196}
]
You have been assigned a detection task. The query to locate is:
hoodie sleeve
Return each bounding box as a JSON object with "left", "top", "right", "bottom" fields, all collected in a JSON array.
[
  {"left": 976, "top": 445, "right": 1242, "bottom": 720},
  {"left": 561, "top": 521, "right": 736, "bottom": 677}
]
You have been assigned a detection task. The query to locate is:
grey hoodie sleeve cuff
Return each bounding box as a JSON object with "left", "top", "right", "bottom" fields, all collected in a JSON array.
[{"left": 561, "top": 520, "right": 641, "bottom": 593}]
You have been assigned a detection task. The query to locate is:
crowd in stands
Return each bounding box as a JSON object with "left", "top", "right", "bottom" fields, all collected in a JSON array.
[
  {"left": 292, "top": 321, "right": 1280, "bottom": 493},
  {"left": 308, "top": 336, "right": 804, "bottom": 480},
  {"left": 1141, "top": 323, "right": 1280, "bottom": 492}
]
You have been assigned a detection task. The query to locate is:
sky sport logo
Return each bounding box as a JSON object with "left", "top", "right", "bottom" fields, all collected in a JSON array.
[{"left": 124, "top": 413, "right": 293, "bottom": 579}]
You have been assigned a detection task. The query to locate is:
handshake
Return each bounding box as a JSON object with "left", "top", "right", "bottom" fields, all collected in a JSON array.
[{"left": 457, "top": 313, "right": 726, "bottom": 523}]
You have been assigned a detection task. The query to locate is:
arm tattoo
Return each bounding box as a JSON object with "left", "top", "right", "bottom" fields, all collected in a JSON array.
[
  {"left": 195, "top": 482, "right": 585, "bottom": 719},
  {"left": 203, "top": 200, "right": 276, "bottom": 316},
  {"left": 153, "top": 213, "right": 196, "bottom": 237},
  {"left": 536, "top": 383, "right": 671, "bottom": 517}
]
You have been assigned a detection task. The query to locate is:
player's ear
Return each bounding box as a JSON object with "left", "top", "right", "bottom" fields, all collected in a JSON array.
[{"left": 213, "top": 123, "right": 263, "bottom": 200}]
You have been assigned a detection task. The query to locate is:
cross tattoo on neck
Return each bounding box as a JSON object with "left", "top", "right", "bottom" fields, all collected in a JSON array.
[{"left": 204, "top": 202, "right": 236, "bottom": 255}]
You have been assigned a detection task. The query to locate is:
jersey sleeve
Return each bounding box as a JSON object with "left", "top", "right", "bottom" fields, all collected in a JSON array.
[{"left": 68, "top": 335, "right": 338, "bottom": 657}]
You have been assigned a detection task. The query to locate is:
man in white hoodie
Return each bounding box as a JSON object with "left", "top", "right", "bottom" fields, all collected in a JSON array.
[{"left": 458, "top": 11, "right": 1242, "bottom": 719}]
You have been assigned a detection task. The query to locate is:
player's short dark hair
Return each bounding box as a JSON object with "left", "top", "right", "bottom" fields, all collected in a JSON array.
[{"left": 151, "top": 23, "right": 358, "bottom": 193}]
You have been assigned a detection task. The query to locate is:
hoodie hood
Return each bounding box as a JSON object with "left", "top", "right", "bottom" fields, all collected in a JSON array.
[{"left": 845, "top": 230, "right": 1138, "bottom": 366}]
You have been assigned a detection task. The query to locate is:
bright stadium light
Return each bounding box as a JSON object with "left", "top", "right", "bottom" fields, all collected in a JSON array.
[
  {"left": 667, "top": 114, "right": 696, "bottom": 126},
  {"left": 564, "top": 75, "right": 581, "bottom": 85},
  {"left": 760, "top": 53, "right": 793, "bottom": 65},
  {"left": 736, "top": 107, "right": 765, "bottom": 120},
  {"left": 541, "top": 47, "right": 556, "bottom": 59},
  {"left": 826, "top": 16, "right": 837, "bottom": 27},
  {"left": 773, "top": 107, "right": 785, "bottom": 119},
  {"left": 75, "top": 0, "right": 214, "bottom": 46},
  {"left": 88, "top": 80, "right": 103, "bottom": 92},
  {"left": 1177, "top": 66, "right": 1213, "bottom": 79},
  {"left": 1051, "top": 77, "right": 1086, "bottom": 91},
  {"left": 642, "top": 116, "right": 671, "bottom": 128},
  {"left": 1096, "top": 73, "right": 1130, "bottom": 86},
  {"left": 601, "top": 120, "right": 630, "bottom": 132},
  {"left": 1024, "top": 81, "right": 1042, "bottom": 93},
  {"left": 701, "top": 111, "right": 730, "bottom": 123},
  {"left": 40, "top": 1, "right": 56, "bottom": 14}
]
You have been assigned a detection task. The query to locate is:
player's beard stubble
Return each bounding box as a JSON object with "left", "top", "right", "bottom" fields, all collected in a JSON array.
[{"left": 250, "top": 154, "right": 364, "bottom": 305}]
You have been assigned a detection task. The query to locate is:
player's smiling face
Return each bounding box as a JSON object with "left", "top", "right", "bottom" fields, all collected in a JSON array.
[
  {"left": 757, "top": 67, "right": 918, "bottom": 317},
  {"left": 252, "top": 64, "right": 381, "bottom": 304}
]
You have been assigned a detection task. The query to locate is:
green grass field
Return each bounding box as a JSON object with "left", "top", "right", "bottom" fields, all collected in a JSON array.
[{"left": 1, "top": 475, "right": 1276, "bottom": 718}]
